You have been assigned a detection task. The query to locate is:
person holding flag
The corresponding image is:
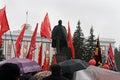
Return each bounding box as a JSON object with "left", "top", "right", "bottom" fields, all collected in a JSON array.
[{"left": 93, "top": 36, "right": 102, "bottom": 66}]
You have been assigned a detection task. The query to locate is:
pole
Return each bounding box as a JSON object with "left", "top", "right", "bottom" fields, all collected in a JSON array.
[{"left": 26, "top": 11, "right": 28, "bottom": 24}]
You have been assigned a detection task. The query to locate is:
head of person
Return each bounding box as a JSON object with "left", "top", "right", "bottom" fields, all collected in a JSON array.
[
  {"left": 50, "top": 64, "right": 62, "bottom": 76},
  {"left": 0, "top": 63, "right": 20, "bottom": 80},
  {"left": 58, "top": 20, "right": 62, "bottom": 25}
]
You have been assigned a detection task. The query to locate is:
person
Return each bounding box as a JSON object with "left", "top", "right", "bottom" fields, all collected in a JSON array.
[
  {"left": 62, "top": 73, "right": 73, "bottom": 80},
  {"left": 34, "top": 71, "right": 51, "bottom": 80},
  {"left": 52, "top": 20, "right": 68, "bottom": 54},
  {"left": 0, "top": 63, "right": 20, "bottom": 80},
  {"left": 43, "top": 64, "right": 69, "bottom": 80},
  {"left": 20, "top": 72, "right": 37, "bottom": 80}
]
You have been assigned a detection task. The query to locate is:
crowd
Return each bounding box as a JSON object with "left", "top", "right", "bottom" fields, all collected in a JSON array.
[{"left": 0, "top": 63, "right": 71, "bottom": 80}]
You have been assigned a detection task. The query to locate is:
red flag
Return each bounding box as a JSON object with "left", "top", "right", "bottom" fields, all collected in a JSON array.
[
  {"left": 94, "top": 36, "right": 102, "bottom": 66},
  {"left": 42, "top": 53, "right": 50, "bottom": 71},
  {"left": 107, "top": 43, "right": 117, "bottom": 70},
  {"left": 43, "top": 54, "right": 47, "bottom": 71},
  {"left": 53, "top": 54, "right": 57, "bottom": 64},
  {"left": 26, "top": 23, "right": 38, "bottom": 60},
  {"left": 43, "top": 43, "right": 50, "bottom": 71},
  {"left": 15, "top": 24, "right": 26, "bottom": 57},
  {"left": 0, "top": 6, "right": 10, "bottom": 45},
  {"left": 38, "top": 43, "right": 43, "bottom": 66},
  {"left": 40, "top": 13, "right": 51, "bottom": 40},
  {"left": 68, "top": 22, "right": 75, "bottom": 59}
]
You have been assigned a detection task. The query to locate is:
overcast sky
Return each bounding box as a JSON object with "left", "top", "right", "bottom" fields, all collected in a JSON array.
[{"left": 0, "top": 0, "right": 120, "bottom": 47}]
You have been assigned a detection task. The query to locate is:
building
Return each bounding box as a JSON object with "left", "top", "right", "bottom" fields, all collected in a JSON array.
[{"left": 100, "top": 38, "right": 116, "bottom": 64}]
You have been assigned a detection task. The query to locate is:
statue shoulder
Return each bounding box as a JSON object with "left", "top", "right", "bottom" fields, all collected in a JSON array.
[
  {"left": 53, "top": 25, "right": 58, "bottom": 30},
  {"left": 62, "top": 26, "right": 67, "bottom": 30},
  {"left": 52, "top": 25, "right": 58, "bottom": 35}
]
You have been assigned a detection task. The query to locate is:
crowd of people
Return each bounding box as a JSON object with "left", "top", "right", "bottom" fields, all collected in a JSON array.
[{"left": 0, "top": 63, "right": 72, "bottom": 80}]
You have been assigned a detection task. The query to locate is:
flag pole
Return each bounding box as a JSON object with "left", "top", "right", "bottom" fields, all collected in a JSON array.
[{"left": 26, "top": 11, "right": 28, "bottom": 24}]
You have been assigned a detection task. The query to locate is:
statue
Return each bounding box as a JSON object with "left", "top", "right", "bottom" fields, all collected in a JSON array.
[{"left": 52, "top": 20, "right": 68, "bottom": 54}]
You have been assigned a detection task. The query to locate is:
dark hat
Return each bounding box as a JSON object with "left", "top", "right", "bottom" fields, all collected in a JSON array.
[
  {"left": 50, "top": 64, "right": 61, "bottom": 76},
  {"left": 0, "top": 63, "right": 20, "bottom": 80}
]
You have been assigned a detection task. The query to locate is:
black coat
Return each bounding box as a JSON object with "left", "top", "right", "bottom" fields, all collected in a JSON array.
[
  {"left": 52, "top": 25, "right": 68, "bottom": 48},
  {"left": 43, "top": 75, "right": 69, "bottom": 80}
]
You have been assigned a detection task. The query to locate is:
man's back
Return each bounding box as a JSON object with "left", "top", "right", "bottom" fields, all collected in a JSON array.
[{"left": 43, "top": 64, "right": 69, "bottom": 80}]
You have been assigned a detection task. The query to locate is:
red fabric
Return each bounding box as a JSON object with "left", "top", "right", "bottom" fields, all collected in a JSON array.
[
  {"left": 26, "top": 23, "right": 38, "bottom": 60},
  {"left": 107, "top": 43, "right": 117, "bottom": 70},
  {"left": 68, "top": 22, "right": 75, "bottom": 59},
  {"left": 0, "top": 7, "right": 5, "bottom": 26},
  {"left": 40, "top": 13, "right": 51, "bottom": 40},
  {"left": 102, "top": 64, "right": 110, "bottom": 70},
  {"left": 0, "top": 7, "right": 10, "bottom": 45},
  {"left": 38, "top": 43, "right": 42, "bottom": 66},
  {"left": 43, "top": 54, "right": 50, "bottom": 71},
  {"left": 15, "top": 24, "right": 26, "bottom": 57},
  {"left": 53, "top": 55, "right": 57, "bottom": 64},
  {"left": 88, "top": 59, "right": 96, "bottom": 66}
]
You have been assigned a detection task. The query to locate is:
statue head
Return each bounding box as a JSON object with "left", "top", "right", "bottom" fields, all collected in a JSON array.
[{"left": 58, "top": 20, "right": 62, "bottom": 25}]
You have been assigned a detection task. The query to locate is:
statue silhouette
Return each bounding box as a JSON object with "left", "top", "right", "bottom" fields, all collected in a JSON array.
[{"left": 52, "top": 20, "right": 68, "bottom": 54}]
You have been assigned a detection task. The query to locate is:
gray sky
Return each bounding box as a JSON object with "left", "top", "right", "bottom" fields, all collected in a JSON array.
[{"left": 0, "top": 0, "right": 120, "bottom": 47}]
